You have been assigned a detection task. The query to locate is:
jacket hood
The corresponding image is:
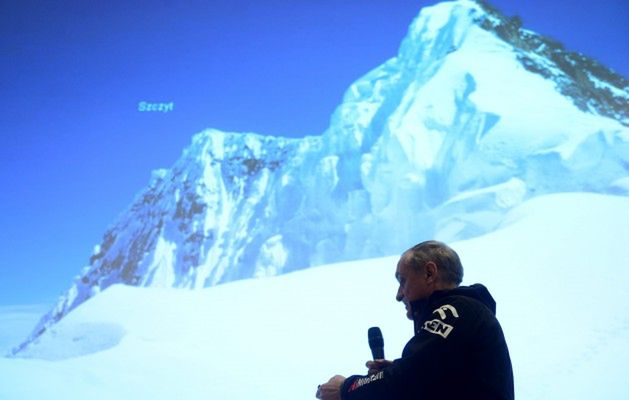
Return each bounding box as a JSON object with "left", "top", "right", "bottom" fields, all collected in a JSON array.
[
  {"left": 447, "top": 283, "right": 496, "bottom": 314},
  {"left": 410, "top": 283, "right": 497, "bottom": 321}
]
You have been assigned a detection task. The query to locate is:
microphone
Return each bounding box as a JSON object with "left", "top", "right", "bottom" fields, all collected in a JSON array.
[{"left": 368, "top": 326, "right": 385, "bottom": 360}]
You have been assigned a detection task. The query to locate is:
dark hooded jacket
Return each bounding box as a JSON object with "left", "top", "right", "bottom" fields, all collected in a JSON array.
[{"left": 340, "top": 284, "right": 514, "bottom": 400}]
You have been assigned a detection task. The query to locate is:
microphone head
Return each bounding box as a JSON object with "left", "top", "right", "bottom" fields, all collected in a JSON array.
[{"left": 368, "top": 326, "right": 385, "bottom": 360}]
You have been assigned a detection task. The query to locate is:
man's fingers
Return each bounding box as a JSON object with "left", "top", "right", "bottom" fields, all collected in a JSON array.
[
  {"left": 316, "top": 375, "right": 345, "bottom": 400},
  {"left": 366, "top": 359, "right": 392, "bottom": 367}
]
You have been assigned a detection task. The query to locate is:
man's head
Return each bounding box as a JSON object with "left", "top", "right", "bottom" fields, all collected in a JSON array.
[{"left": 395, "top": 240, "right": 464, "bottom": 319}]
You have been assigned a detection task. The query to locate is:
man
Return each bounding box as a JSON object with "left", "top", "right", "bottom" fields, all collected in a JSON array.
[{"left": 316, "top": 240, "right": 514, "bottom": 400}]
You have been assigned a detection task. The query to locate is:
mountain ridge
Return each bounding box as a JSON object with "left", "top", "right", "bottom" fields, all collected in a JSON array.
[{"left": 474, "top": 0, "right": 628, "bottom": 125}]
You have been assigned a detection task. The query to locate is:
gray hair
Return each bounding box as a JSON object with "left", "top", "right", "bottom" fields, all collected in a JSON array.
[{"left": 401, "top": 240, "right": 464, "bottom": 285}]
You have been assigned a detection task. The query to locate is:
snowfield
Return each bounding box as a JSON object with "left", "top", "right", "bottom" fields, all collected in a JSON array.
[{"left": 1, "top": 192, "right": 628, "bottom": 399}]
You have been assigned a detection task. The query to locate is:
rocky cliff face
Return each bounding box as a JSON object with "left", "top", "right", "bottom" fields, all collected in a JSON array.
[
  {"left": 475, "top": 0, "right": 628, "bottom": 125},
  {"left": 13, "top": 0, "right": 628, "bottom": 355}
]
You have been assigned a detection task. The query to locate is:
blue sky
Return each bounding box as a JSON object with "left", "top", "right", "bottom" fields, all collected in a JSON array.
[{"left": 1, "top": 0, "right": 627, "bottom": 305}]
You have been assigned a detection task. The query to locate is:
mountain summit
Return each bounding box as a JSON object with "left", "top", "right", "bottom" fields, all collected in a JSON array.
[{"left": 13, "top": 0, "right": 628, "bottom": 355}]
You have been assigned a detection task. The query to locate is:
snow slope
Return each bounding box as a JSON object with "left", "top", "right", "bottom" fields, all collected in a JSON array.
[
  {"left": 0, "top": 305, "right": 50, "bottom": 355},
  {"left": 2, "top": 192, "right": 628, "bottom": 399}
]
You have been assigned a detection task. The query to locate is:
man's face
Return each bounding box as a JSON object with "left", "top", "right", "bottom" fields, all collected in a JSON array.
[{"left": 395, "top": 257, "right": 432, "bottom": 320}]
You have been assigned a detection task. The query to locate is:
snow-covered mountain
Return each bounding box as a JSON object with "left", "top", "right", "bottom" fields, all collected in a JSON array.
[
  {"left": 3, "top": 193, "right": 629, "bottom": 399},
  {"left": 12, "top": 0, "right": 628, "bottom": 354}
]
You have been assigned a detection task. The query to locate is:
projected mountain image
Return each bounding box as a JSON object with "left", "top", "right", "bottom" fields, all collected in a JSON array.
[{"left": 11, "top": 0, "right": 628, "bottom": 358}]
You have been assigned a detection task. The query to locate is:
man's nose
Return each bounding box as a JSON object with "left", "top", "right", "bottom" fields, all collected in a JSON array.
[{"left": 396, "top": 286, "right": 403, "bottom": 302}]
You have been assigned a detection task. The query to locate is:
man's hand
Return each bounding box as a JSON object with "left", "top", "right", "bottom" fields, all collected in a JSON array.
[
  {"left": 365, "top": 359, "right": 393, "bottom": 375},
  {"left": 316, "top": 375, "right": 346, "bottom": 400}
]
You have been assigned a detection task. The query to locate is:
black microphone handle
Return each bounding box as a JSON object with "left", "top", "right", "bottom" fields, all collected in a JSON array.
[{"left": 371, "top": 346, "right": 385, "bottom": 360}]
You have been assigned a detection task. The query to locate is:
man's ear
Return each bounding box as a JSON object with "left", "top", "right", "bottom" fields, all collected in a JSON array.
[{"left": 424, "top": 261, "right": 438, "bottom": 283}]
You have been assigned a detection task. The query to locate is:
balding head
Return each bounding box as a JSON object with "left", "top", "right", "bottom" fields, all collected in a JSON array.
[{"left": 400, "top": 240, "right": 463, "bottom": 286}]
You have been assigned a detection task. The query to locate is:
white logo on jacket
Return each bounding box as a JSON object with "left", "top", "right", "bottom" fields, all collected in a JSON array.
[
  {"left": 422, "top": 319, "right": 454, "bottom": 338},
  {"left": 432, "top": 304, "right": 459, "bottom": 320},
  {"left": 422, "top": 304, "right": 459, "bottom": 338}
]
